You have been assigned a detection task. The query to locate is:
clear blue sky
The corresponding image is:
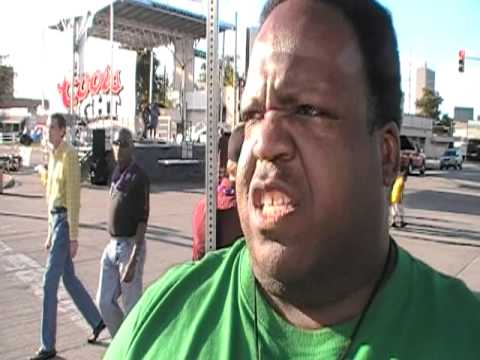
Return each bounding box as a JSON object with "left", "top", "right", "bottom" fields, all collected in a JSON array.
[
  {"left": 379, "top": 0, "right": 480, "bottom": 117},
  {"left": 380, "top": 0, "right": 480, "bottom": 68}
]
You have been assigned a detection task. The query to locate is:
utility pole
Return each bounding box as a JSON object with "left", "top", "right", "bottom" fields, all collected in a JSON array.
[
  {"left": 110, "top": 1, "right": 114, "bottom": 139},
  {"left": 234, "top": 12, "right": 238, "bottom": 127},
  {"left": 205, "top": 0, "right": 219, "bottom": 253}
]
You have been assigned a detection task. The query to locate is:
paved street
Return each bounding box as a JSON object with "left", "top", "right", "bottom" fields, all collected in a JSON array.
[
  {"left": 1, "top": 150, "right": 479, "bottom": 359},
  {"left": 393, "top": 163, "right": 480, "bottom": 291}
]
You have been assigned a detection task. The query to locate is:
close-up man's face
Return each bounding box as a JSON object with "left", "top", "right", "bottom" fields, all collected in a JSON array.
[{"left": 237, "top": 0, "right": 391, "bottom": 287}]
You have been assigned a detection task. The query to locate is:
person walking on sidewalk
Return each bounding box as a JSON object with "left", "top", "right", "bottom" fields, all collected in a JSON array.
[
  {"left": 32, "top": 113, "right": 105, "bottom": 360},
  {"left": 95, "top": 128, "right": 150, "bottom": 338},
  {"left": 390, "top": 170, "right": 408, "bottom": 228}
]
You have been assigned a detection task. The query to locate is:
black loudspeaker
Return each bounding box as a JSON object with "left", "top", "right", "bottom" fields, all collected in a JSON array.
[
  {"left": 90, "top": 157, "right": 108, "bottom": 185},
  {"left": 92, "top": 129, "right": 105, "bottom": 159},
  {"left": 90, "top": 129, "right": 108, "bottom": 185}
]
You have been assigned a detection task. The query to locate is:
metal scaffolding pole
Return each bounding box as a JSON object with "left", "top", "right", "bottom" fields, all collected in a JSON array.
[
  {"left": 71, "top": 18, "right": 76, "bottom": 117},
  {"left": 71, "top": 18, "right": 77, "bottom": 142},
  {"left": 233, "top": 12, "right": 238, "bottom": 127},
  {"left": 149, "top": 50, "right": 154, "bottom": 105},
  {"left": 219, "top": 31, "right": 225, "bottom": 124},
  {"left": 110, "top": 1, "right": 114, "bottom": 138},
  {"left": 205, "top": 0, "right": 219, "bottom": 253}
]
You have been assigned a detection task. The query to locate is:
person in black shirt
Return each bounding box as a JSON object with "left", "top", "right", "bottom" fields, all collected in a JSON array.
[{"left": 95, "top": 128, "right": 150, "bottom": 337}]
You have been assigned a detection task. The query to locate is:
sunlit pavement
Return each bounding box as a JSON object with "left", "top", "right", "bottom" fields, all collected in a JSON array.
[{"left": 1, "top": 150, "right": 479, "bottom": 359}]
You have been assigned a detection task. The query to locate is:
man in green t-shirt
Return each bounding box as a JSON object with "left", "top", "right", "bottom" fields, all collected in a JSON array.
[{"left": 105, "top": 1, "right": 480, "bottom": 359}]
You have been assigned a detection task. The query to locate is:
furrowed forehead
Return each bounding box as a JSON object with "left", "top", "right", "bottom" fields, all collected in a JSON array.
[{"left": 252, "top": 2, "right": 364, "bottom": 75}]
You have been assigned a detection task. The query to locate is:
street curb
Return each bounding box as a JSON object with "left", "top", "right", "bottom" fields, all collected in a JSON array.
[{"left": 392, "top": 230, "right": 480, "bottom": 248}]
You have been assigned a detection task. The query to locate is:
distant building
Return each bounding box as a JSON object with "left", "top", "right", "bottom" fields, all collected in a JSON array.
[
  {"left": 401, "top": 114, "right": 453, "bottom": 159},
  {"left": 454, "top": 107, "right": 474, "bottom": 123},
  {"left": 454, "top": 121, "right": 480, "bottom": 139},
  {"left": 415, "top": 65, "right": 435, "bottom": 111}
]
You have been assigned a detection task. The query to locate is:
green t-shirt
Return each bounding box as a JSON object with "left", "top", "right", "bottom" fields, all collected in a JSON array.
[{"left": 105, "top": 240, "right": 480, "bottom": 359}]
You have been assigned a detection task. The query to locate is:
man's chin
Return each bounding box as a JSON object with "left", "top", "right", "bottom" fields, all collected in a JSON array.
[{"left": 248, "top": 237, "right": 304, "bottom": 280}]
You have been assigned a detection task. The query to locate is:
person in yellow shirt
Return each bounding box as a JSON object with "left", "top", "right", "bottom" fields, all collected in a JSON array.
[
  {"left": 390, "top": 171, "right": 408, "bottom": 228},
  {"left": 31, "top": 114, "right": 105, "bottom": 360}
]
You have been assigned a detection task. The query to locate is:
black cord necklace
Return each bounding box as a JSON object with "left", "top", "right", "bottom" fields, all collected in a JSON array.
[{"left": 253, "top": 239, "right": 395, "bottom": 360}]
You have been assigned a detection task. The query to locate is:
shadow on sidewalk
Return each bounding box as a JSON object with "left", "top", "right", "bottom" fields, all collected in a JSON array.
[
  {"left": 426, "top": 163, "right": 480, "bottom": 184},
  {"left": 0, "top": 213, "right": 193, "bottom": 248},
  {"left": 406, "top": 215, "right": 466, "bottom": 225},
  {"left": 0, "top": 212, "right": 108, "bottom": 228},
  {"left": 1, "top": 192, "right": 43, "bottom": 199},
  {"left": 146, "top": 224, "right": 192, "bottom": 248},
  {"left": 405, "top": 190, "right": 480, "bottom": 217},
  {"left": 81, "top": 182, "right": 203, "bottom": 195},
  {"left": 150, "top": 183, "right": 203, "bottom": 195},
  {"left": 0, "top": 211, "right": 46, "bottom": 222},
  {"left": 90, "top": 340, "right": 110, "bottom": 348},
  {"left": 396, "top": 220, "right": 480, "bottom": 244},
  {"left": 458, "top": 183, "right": 480, "bottom": 192},
  {"left": 80, "top": 221, "right": 192, "bottom": 248}
]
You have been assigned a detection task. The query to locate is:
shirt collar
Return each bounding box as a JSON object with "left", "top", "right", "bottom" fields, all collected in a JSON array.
[{"left": 51, "top": 141, "right": 66, "bottom": 157}]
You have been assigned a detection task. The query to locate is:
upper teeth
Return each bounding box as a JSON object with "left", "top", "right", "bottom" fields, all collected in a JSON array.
[{"left": 262, "top": 190, "right": 291, "bottom": 206}]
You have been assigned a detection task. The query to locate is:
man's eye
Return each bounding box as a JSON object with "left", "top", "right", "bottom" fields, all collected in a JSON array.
[
  {"left": 295, "top": 105, "right": 338, "bottom": 120},
  {"left": 296, "top": 104, "right": 321, "bottom": 117}
]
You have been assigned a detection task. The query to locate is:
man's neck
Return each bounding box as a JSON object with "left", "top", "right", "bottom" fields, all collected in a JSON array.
[
  {"left": 52, "top": 140, "right": 64, "bottom": 152},
  {"left": 255, "top": 241, "right": 396, "bottom": 330}
]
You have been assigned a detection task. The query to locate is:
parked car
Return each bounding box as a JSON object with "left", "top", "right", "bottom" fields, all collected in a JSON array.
[
  {"left": 400, "top": 136, "right": 426, "bottom": 175},
  {"left": 439, "top": 148, "right": 463, "bottom": 170}
]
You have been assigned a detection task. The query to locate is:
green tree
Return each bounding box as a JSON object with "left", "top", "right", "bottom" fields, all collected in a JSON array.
[
  {"left": 136, "top": 50, "right": 169, "bottom": 107},
  {"left": 0, "top": 64, "right": 14, "bottom": 100},
  {"left": 439, "top": 113, "right": 453, "bottom": 127},
  {"left": 415, "top": 88, "right": 443, "bottom": 120},
  {"left": 198, "top": 62, "right": 206, "bottom": 87},
  {"left": 197, "top": 56, "right": 238, "bottom": 88},
  {"left": 437, "top": 113, "right": 455, "bottom": 136},
  {"left": 223, "top": 56, "right": 236, "bottom": 87}
]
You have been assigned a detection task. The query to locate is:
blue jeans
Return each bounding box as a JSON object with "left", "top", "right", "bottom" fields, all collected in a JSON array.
[{"left": 41, "top": 212, "right": 102, "bottom": 351}]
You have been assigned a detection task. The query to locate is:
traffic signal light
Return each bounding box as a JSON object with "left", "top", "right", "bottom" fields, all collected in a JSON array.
[{"left": 459, "top": 50, "right": 465, "bottom": 72}]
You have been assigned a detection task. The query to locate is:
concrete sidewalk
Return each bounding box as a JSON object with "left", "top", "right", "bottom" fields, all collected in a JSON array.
[
  {"left": 0, "top": 170, "right": 202, "bottom": 359},
  {"left": 1, "top": 163, "right": 479, "bottom": 359}
]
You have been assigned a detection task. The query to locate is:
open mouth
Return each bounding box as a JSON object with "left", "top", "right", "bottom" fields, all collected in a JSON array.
[{"left": 252, "top": 189, "right": 296, "bottom": 225}]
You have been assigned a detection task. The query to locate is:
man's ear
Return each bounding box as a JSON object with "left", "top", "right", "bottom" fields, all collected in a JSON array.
[{"left": 377, "top": 122, "right": 400, "bottom": 187}]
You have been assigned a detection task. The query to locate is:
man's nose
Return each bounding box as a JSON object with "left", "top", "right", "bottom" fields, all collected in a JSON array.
[{"left": 252, "top": 111, "right": 294, "bottom": 162}]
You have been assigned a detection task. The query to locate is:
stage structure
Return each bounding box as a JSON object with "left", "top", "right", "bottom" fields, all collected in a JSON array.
[
  {"left": 51, "top": 0, "right": 234, "bottom": 253},
  {"left": 52, "top": 0, "right": 233, "bottom": 144}
]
